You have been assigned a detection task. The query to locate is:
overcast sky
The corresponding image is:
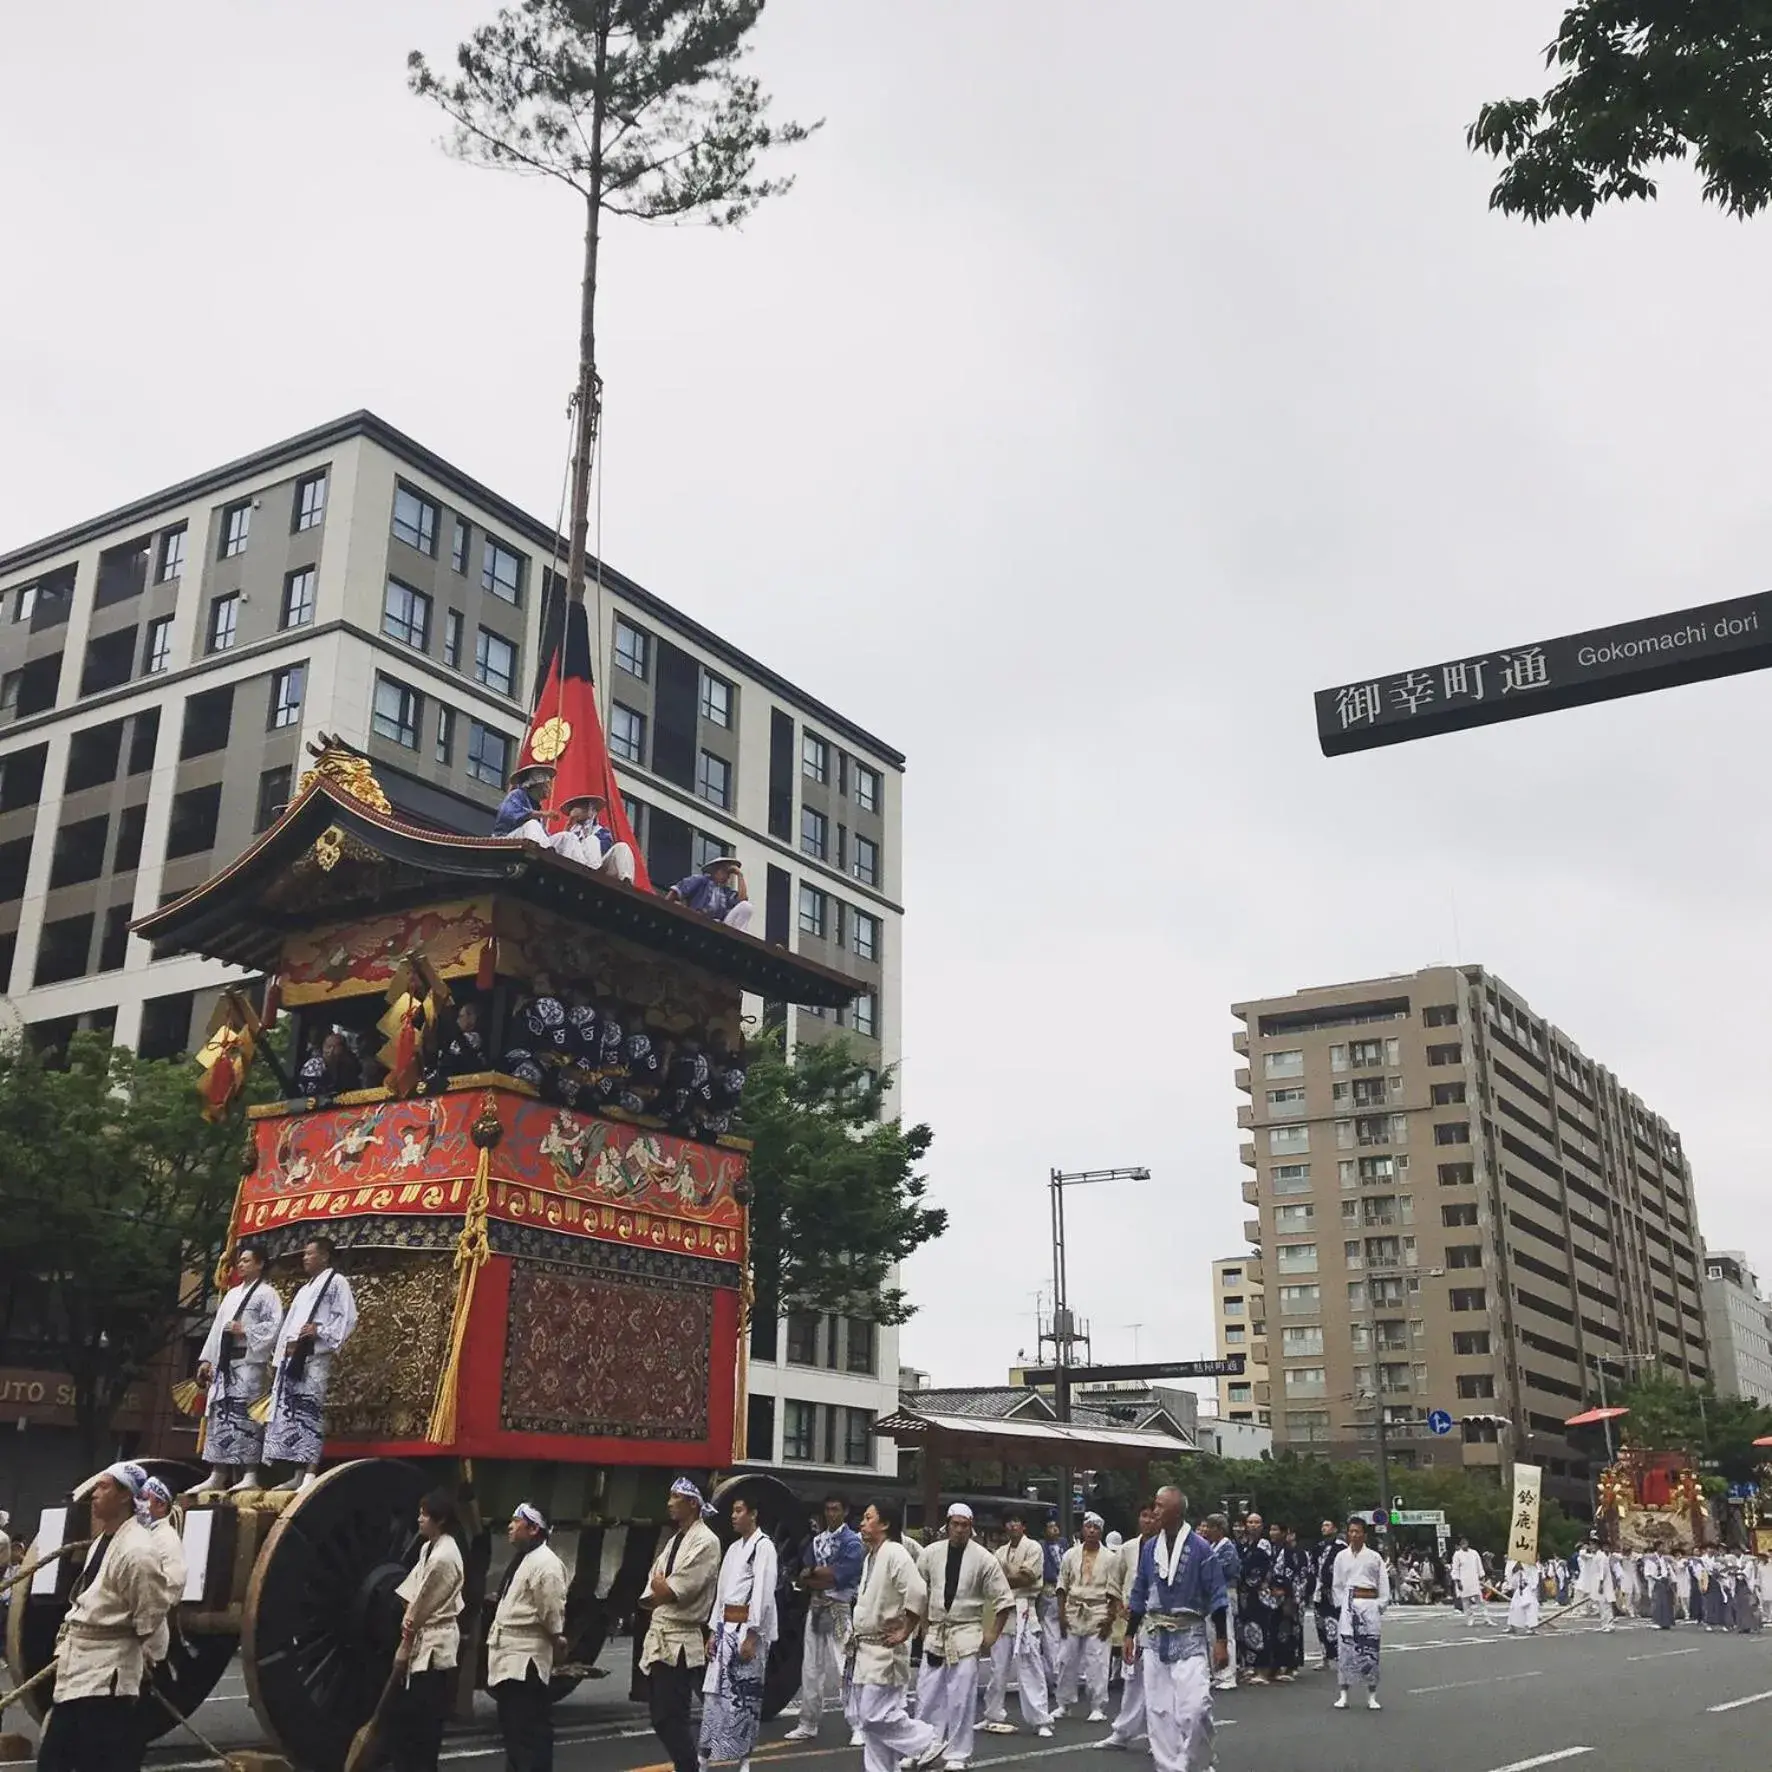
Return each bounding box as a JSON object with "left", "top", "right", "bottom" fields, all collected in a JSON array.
[{"left": 6, "top": 2, "right": 1772, "bottom": 1396}]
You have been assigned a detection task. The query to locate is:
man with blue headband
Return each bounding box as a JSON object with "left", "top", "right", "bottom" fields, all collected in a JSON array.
[
  {"left": 640, "top": 1478, "right": 721, "bottom": 1772},
  {"left": 489, "top": 1503, "right": 568, "bottom": 1771}
]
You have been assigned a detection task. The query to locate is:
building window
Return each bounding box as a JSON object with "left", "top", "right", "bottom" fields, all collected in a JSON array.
[
  {"left": 609, "top": 703, "right": 645, "bottom": 763},
  {"left": 1264, "top": 1048, "right": 1305, "bottom": 1078},
  {"left": 482, "top": 536, "right": 524, "bottom": 605},
  {"left": 281, "top": 567, "right": 316, "bottom": 629},
  {"left": 1276, "top": 1242, "right": 1318, "bottom": 1274},
  {"left": 1270, "top": 1163, "right": 1311, "bottom": 1195},
  {"left": 443, "top": 609, "right": 464, "bottom": 668},
  {"left": 165, "top": 783, "right": 223, "bottom": 858},
  {"left": 1438, "top": 1162, "right": 1475, "bottom": 1186},
  {"left": 1284, "top": 1366, "right": 1326, "bottom": 1396},
  {"left": 466, "top": 720, "right": 511, "bottom": 785},
  {"left": 180, "top": 687, "right": 232, "bottom": 759},
  {"left": 1282, "top": 1325, "right": 1325, "bottom": 1356},
  {"left": 1274, "top": 1202, "right": 1313, "bottom": 1229},
  {"left": 1268, "top": 1125, "right": 1310, "bottom": 1154},
  {"left": 292, "top": 472, "right": 326, "bottom": 532},
  {"left": 801, "top": 806, "right": 828, "bottom": 861},
  {"left": 843, "top": 1407, "right": 875, "bottom": 1466},
  {"left": 782, "top": 1400, "right": 817, "bottom": 1462},
  {"left": 798, "top": 883, "right": 828, "bottom": 939},
  {"left": 1435, "top": 1122, "right": 1471, "bottom": 1146},
  {"left": 268, "top": 664, "right": 304, "bottom": 730},
  {"left": 852, "top": 909, "right": 878, "bottom": 962},
  {"left": 1453, "top": 1329, "right": 1491, "bottom": 1355},
  {"left": 693, "top": 831, "right": 728, "bottom": 874},
  {"left": 393, "top": 485, "right": 438, "bottom": 554},
  {"left": 474, "top": 628, "right": 517, "bottom": 696},
  {"left": 65, "top": 722, "right": 123, "bottom": 794},
  {"left": 1220, "top": 1267, "right": 1242, "bottom": 1286},
  {"left": 803, "top": 731, "right": 829, "bottom": 784},
  {"left": 206, "top": 593, "right": 239, "bottom": 654},
  {"left": 79, "top": 629, "right": 135, "bottom": 697},
  {"left": 700, "top": 669, "right": 732, "bottom": 727},
  {"left": 219, "top": 500, "right": 251, "bottom": 558},
  {"left": 372, "top": 676, "right": 422, "bottom": 749},
  {"left": 845, "top": 1318, "right": 876, "bottom": 1375},
  {"left": 1445, "top": 1244, "right": 1483, "bottom": 1269},
  {"left": 854, "top": 763, "right": 880, "bottom": 812},
  {"left": 1266, "top": 1085, "right": 1308, "bottom": 1117},
  {"left": 851, "top": 991, "right": 876, "bottom": 1038},
  {"left": 34, "top": 913, "right": 93, "bottom": 986},
  {"left": 156, "top": 526, "right": 187, "bottom": 583},
  {"left": 1457, "top": 1373, "right": 1496, "bottom": 1400},
  {"left": 1224, "top": 1325, "right": 1246, "bottom": 1343},
  {"left": 1442, "top": 1202, "right": 1478, "bottom": 1229},
  {"left": 852, "top": 833, "right": 879, "bottom": 886},
  {"left": 1223, "top": 1295, "right": 1245, "bottom": 1314},
  {"left": 696, "top": 749, "right": 731, "bottom": 809},
  {"left": 1427, "top": 1043, "right": 1463, "bottom": 1066},
  {"left": 614, "top": 618, "right": 649, "bottom": 679},
  {"left": 451, "top": 519, "right": 471, "bottom": 573},
  {"left": 1431, "top": 1081, "right": 1466, "bottom": 1105},
  {"left": 383, "top": 579, "right": 432, "bottom": 651},
  {"left": 1424, "top": 1004, "right": 1459, "bottom": 1027},
  {"left": 1277, "top": 1284, "right": 1319, "bottom": 1315},
  {"left": 255, "top": 765, "right": 291, "bottom": 833},
  {"left": 49, "top": 816, "right": 108, "bottom": 888},
  {"left": 785, "top": 1310, "right": 820, "bottom": 1365},
  {"left": 1449, "top": 1287, "right": 1487, "bottom": 1312}
]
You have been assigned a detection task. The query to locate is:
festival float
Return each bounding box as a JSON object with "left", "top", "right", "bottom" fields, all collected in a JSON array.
[
  {"left": 1569, "top": 1406, "right": 1715, "bottom": 1554},
  {"left": 7, "top": 707, "right": 863, "bottom": 1769}
]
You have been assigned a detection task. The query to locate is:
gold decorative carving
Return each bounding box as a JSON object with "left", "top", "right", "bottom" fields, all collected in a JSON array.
[
  {"left": 312, "top": 826, "right": 344, "bottom": 872},
  {"left": 298, "top": 733, "right": 393, "bottom": 814},
  {"left": 326, "top": 1253, "right": 456, "bottom": 1442}
]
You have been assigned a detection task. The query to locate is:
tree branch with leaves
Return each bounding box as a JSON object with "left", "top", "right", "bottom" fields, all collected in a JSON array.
[{"left": 409, "top": 0, "right": 821, "bottom": 607}]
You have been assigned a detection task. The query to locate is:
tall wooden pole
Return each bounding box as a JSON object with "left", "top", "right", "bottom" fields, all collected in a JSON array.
[{"left": 564, "top": 7, "right": 610, "bottom": 610}]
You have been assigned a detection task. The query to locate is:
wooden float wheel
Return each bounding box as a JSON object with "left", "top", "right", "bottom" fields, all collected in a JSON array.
[
  {"left": 242, "top": 1458, "right": 428, "bottom": 1772},
  {"left": 4, "top": 1459, "right": 233, "bottom": 1744},
  {"left": 709, "top": 1472, "right": 810, "bottom": 1721}
]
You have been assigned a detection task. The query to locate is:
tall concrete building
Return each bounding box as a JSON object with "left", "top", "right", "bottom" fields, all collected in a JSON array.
[
  {"left": 1702, "top": 1249, "right": 1772, "bottom": 1407},
  {"left": 1210, "top": 1253, "right": 1271, "bottom": 1426},
  {"left": 1233, "top": 966, "right": 1708, "bottom": 1507},
  {"left": 0, "top": 409, "right": 905, "bottom": 1484}
]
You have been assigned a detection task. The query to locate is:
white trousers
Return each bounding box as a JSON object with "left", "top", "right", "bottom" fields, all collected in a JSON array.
[
  {"left": 1212, "top": 1594, "right": 1237, "bottom": 1689},
  {"left": 984, "top": 1606, "right": 1052, "bottom": 1728},
  {"left": 1058, "top": 1632, "right": 1110, "bottom": 1713},
  {"left": 722, "top": 900, "right": 754, "bottom": 932},
  {"left": 1110, "top": 1651, "right": 1147, "bottom": 1743},
  {"left": 1460, "top": 1591, "right": 1494, "bottom": 1626},
  {"left": 797, "top": 1600, "right": 850, "bottom": 1729},
  {"left": 1144, "top": 1649, "right": 1214, "bottom": 1772},
  {"left": 917, "top": 1654, "right": 979, "bottom": 1761},
  {"left": 1038, "top": 1594, "right": 1063, "bottom": 1684},
  {"left": 847, "top": 1682, "right": 936, "bottom": 1772},
  {"left": 1570, "top": 1591, "right": 1615, "bottom": 1630}
]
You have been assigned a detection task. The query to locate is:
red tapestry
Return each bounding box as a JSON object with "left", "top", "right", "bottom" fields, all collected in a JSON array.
[{"left": 501, "top": 1262, "right": 712, "bottom": 1440}]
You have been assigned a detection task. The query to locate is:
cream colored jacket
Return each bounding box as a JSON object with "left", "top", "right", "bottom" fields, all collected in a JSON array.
[
  {"left": 396, "top": 1533, "right": 465, "bottom": 1674},
  {"left": 487, "top": 1541, "right": 568, "bottom": 1687},
  {"left": 52, "top": 1518, "right": 169, "bottom": 1702}
]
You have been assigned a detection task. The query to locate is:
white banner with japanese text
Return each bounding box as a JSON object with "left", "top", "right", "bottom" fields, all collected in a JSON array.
[{"left": 1507, "top": 1462, "right": 1543, "bottom": 1567}]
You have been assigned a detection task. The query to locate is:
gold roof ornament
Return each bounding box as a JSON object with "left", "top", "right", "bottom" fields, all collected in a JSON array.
[{"left": 298, "top": 733, "right": 392, "bottom": 814}]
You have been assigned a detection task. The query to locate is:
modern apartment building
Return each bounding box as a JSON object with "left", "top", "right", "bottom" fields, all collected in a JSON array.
[
  {"left": 1702, "top": 1249, "right": 1772, "bottom": 1407},
  {"left": 0, "top": 409, "right": 905, "bottom": 1481},
  {"left": 1233, "top": 966, "right": 1708, "bottom": 1507},
  {"left": 1210, "top": 1254, "right": 1271, "bottom": 1426}
]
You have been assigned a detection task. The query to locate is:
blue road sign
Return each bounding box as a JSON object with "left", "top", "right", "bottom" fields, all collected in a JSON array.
[{"left": 1427, "top": 1409, "right": 1454, "bottom": 1436}]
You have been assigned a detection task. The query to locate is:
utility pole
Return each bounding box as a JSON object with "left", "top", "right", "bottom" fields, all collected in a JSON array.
[{"left": 1046, "top": 1165, "right": 1150, "bottom": 1538}]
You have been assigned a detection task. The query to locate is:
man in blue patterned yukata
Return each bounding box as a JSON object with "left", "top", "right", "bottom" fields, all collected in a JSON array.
[
  {"left": 785, "top": 1495, "right": 866, "bottom": 1745},
  {"left": 1124, "top": 1485, "right": 1228, "bottom": 1772}
]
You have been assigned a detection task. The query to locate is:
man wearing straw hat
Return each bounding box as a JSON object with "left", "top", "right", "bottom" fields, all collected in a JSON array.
[
  {"left": 37, "top": 1463, "right": 171, "bottom": 1772},
  {"left": 488, "top": 1503, "right": 569, "bottom": 1772},
  {"left": 667, "top": 857, "right": 754, "bottom": 933},
  {"left": 493, "top": 762, "right": 557, "bottom": 842},
  {"left": 550, "top": 792, "right": 636, "bottom": 882}
]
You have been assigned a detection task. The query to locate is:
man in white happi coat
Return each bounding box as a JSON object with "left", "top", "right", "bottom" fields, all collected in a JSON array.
[
  {"left": 487, "top": 1503, "right": 569, "bottom": 1772},
  {"left": 138, "top": 1478, "right": 187, "bottom": 1679},
  {"left": 785, "top": 1494, "right": 865, "bottom": 1745},
  {"left": 1056, "top": 1512, "right": 1119, "bottom": 1721},
  {"left": 1504, "top": 1559, "right": 1540, "bottom": 1633},
  {"left": 1329, "top": 1517, "right": 1389, "bottom": 1710},
  {"left": 37, "top": 1463, "right": 172, "bottom": 1772},
  {"left": 912, "top": 1503, "right": 1011, "bottom": 1770},
  {"left": 1571, "top": 1537, "right": 1616, "bottom": 1631},
  {"left": 195, "top": 1240, "right": 282, "bottom": 1493},
  {"left": 640, "top": 1479, "right": 722, "bottom": 1772},
  {"left": 1124, "top": 1486, "right": 1229, "bottom": 1772},
  {"left": 845, "top": 1502, "right": 940, "bottom": 1772},
  {"left": 1611, "top": 1550, "right": 1641, "bottom": 1619},
  {"left": 263, "top": 1236, "right": 359, "bottom": 1491},
  {"left": 1103, "top": 1504, "right": 1158, "bottom": 1748},
  {"left": 981, "top": 1508, "right": 1052, "bottom": 1737},
  {"left": 1451, "top": 1538, "right": 1494, "bottom": 1627},
  {"left": 701, "top": 1495, "right": 779, "bottom": 1772}
]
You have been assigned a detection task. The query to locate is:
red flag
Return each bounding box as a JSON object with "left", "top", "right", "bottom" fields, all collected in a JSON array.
[{"left": 518, "top": 598, "right": 652, "bottom": 892}]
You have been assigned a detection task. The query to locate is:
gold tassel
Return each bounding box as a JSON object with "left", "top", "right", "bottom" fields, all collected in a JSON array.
[{"left": 425, "top": 1140, "right": 493, "bottom": 1443}]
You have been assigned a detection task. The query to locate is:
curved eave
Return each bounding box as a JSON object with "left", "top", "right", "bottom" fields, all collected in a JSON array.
[{"left": 131, "top": 777, "right": 864, "bottom": 1008}]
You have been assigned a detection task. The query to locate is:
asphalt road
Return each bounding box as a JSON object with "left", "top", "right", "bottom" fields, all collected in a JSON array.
[{"left": 105, "top": 1605, "right": 1772, "bottom": 1770}]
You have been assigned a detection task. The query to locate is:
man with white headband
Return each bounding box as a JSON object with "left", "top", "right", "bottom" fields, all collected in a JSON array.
[
  {"left": 640, "top": 1478, "right": 721, "bottom": 1772},
  {"left": 488, "top": 1503, "right": 568, "bottom": 1771},
  {"left": 1055, "top": 1512, "right": 1119, "bottom": 1721},
  {"left": 981, "top": 1507, "right": 1053, "bottom": 1738},
  {"left": 700, "top": 1492, "right": 780, "bottom": 1772},
  {"left": 38, "top": 1463, "right": 171, "bottom": 1772},
  {"left": 138, "top": 1478, "right": 187, "bottom": 1683},
  {"left": 911, "top": 1503, "right": 1013, "bottom": 1770},
  {"left": 1102, "top": 1503, "right": 1159, "bottom": 1750}
]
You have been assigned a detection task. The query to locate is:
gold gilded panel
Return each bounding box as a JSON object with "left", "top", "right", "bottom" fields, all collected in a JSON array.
[{"left": 326, "top": 1253, "right": 456, "bottom": 1441}]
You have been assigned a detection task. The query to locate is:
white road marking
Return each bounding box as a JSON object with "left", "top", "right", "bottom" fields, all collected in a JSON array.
[
  {"left": 1627, "top": 1646, "right": 1701, "bottom": 1661},
  {"left": 1408, "top": 1670, "right": 1543, "bottom": 1695},
  {"left": 1707, "top": 1689, "right": 1772, "bottom": 1714},
  {"left": 1484, "top": 1751, "right": 1593, "bottom": 1772}
]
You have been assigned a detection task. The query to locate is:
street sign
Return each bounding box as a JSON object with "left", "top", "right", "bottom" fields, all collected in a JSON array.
[
  {"left": 1368, "top": 1509, "right": 1391, "bottom": 1527},
  {"left": 1017, "top": 1357, "right": 1244, "bottom": 1385},
  {"left": 1316, "top": 590, "right": 1772, "bottom": 756},
  {"left": 1392, "top": 1509, "right": 1447, "bottom": 1527},
  {"left": 1427, "top": 1409, "right": 1454, "bottom": 1436}
]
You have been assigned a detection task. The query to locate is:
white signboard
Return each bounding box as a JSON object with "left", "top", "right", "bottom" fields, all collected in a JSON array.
[
  {"left": 180, "top": 1509, "right": 214, "bottom": 1602},
  {"left": 30, "top": 1507, "right": 67, "bottom": 1595}
]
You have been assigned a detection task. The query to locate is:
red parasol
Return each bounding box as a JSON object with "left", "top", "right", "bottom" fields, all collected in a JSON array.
[{"left": 1564, "top": 1406, "right": 1630, "bottom": 1427}]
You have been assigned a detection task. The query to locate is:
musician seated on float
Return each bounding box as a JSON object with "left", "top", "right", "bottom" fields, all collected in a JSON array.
[
  {"left": 667, "top": 855, "right": 753, "bottom": 933},
  {"left": 493, "top": 761, "right": 556, "bottom": 842},
  {"left": 549, "top": 792, "right": 636, "bottom": 883}
]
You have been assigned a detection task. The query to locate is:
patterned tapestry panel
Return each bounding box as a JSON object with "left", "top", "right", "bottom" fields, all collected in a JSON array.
[
  {"left": 501, "top": 1260, "right": 712, "bottom": 1440},
  {"left": 327, "top": 1253, "right": 457, "bottom": 1442}
]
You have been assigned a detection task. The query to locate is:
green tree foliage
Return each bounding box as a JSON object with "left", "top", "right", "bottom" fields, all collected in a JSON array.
[
  {"left": 409, "top": 1, "right": 820, "bottom": 603},
  {"left": 1611, "top": 1370, "right": 1772, "bottom": 1487},
  {"left": 1470, "top": 3, "right": 1772, "bottom": 221},
  {"left": 741, "top": 1033, "right": 944, "bottom": 1326},
  {"left": 0, "top": 1032, "right": 256, "bottom": 1463}
]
